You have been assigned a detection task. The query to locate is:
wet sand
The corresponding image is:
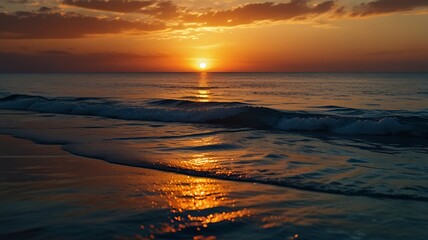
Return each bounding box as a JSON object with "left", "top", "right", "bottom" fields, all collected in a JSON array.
[{"left": 0, "top": 134, "right": 427, "bottom": 240}]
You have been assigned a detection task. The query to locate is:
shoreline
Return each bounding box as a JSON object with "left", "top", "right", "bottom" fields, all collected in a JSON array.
[
  {"left": 1, "top": 134, "right": 427, "bottom": 239},
  {"left": 0, "top": 134, "right": 295, "bottom": 239}
]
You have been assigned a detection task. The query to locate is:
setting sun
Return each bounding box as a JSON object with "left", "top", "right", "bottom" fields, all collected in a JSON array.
[{"left": 199, "top": 62, "right": 207, "bottom": 70}]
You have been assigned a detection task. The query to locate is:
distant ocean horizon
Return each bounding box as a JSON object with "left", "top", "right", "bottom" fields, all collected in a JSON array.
[{"left": 1, "top": 71, "right": 428, "bottom": 73}]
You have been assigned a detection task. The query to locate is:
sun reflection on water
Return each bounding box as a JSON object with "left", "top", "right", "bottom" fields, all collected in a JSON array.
[
  {"left": 164, "top": 177, "right": 227, "bottom": 212},
  {"left": 139, "top": 166, "right": 251, "bottom": 239},
  {"left": 197, "top": 90, "right": 210, "bottom": 102},
  {"left": 187, "top": 209, "right": 251, "bottom": 226},
  {"left": 132, "top": 118, "right": 256, "bottom": 239},
  {"left": 170, "top": 135, "right": 227, "bottom": 173},
  {"left": 166, "top": 179, "right": 248, "bottom": 235},
  {"left": 185, "top": 153, "right": 219, "bottom": 172},
  {"left": 196, "top": 72, "right": 211, "bottom": 102}
]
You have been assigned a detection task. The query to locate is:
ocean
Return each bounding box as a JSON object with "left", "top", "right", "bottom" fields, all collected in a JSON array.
[{"left": 0, "top": 72, "right": 427, "bottom": 239}]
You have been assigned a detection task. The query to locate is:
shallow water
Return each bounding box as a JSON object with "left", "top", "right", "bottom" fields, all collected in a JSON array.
[{"left": 0, "top": 73, "right": 427, "bottom": 239}]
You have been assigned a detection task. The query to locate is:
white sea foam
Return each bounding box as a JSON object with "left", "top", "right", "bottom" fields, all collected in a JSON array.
[{"left": 276, "top": 116, "right": 413, "bottom": 135}]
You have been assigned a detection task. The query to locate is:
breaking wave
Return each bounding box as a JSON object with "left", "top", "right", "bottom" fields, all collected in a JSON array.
[{"left": 0, "top": 93, "right": 427, "bottom": 137}]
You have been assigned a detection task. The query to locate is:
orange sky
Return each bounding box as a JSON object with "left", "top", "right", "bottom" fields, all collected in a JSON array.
[{"left": 0, "top": 0, "right": 427, "bottom": 72}]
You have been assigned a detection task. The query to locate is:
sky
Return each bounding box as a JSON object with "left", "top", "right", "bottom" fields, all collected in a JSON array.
[{"left": 0, "top": 0, "right": 428, "bottom": 72}]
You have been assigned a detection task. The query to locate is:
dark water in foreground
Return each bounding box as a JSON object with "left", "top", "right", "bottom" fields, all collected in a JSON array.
[{"left": 0, "top": 73, "right": 427, "bottom": 239}]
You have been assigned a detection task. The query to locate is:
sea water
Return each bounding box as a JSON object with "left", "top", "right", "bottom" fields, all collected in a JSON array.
[{"left": 0, "top": 72, "right": 427, "bottom": 239}]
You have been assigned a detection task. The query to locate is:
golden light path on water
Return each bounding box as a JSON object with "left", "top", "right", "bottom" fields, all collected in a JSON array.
[
  {"left": 197, "top": 72, "right": 210, "bottom": 102},
  {"left": 148, "top": 176, "right": 252, "bottom": 239},
  {"left": 137, "top": 131, "right": 254, "bottom": 239}
]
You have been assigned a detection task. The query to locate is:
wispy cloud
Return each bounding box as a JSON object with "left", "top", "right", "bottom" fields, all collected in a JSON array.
[
  {"left": 6, "top": 0, "right": 29, "bottom": 4},
  {"left": 182, "top": 0, "right": 337, "bottom": 27},
  {"left": 62, "top": 0, "right": 179, "bottom": 19},
  {"left": 0, "top": 51, "right": 171, "bottom": 72},
  {"left": 350, "top": 0, "right": 428, "bottom": 17},
  {"left": 0, "top": 11, "right": 167, "bottom": 39}
]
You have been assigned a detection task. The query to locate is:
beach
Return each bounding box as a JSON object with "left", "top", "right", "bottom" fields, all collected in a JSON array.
[{"left": 1, "top": 132, "right": 427, "bottom": 239}]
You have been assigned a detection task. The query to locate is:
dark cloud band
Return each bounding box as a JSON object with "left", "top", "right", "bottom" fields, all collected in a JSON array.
[
  {"left": 0, "top": 11, "right": 167, "bottom": 39},
  {"left": 1, "top": 0, "right": 428, "bottom": 39}
]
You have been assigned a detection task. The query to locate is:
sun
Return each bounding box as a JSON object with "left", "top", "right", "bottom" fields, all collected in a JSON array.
[
  {"left": 195, "top": 58, "right": 210, "bottom": 71},
  {"left": 199, "top": 62, "right": 207, "bottom": 70}
]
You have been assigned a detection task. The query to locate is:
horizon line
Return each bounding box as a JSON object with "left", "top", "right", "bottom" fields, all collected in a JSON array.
[{"left": 1, "top": 71, "right": 427, "bottom": 74}]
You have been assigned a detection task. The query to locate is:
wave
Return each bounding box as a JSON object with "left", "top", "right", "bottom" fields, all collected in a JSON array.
[
  {"left": 2, "top": 124, "right": 426, "bottom": 201},
  {"left": 58, "top": 143, "right": 428, "bottom": 201},
  {"left": 147, "top": 98, "right": 245, "bottom": 108},
  {"left": 0, "top": 93, "right": 427, "bottom": 137}
]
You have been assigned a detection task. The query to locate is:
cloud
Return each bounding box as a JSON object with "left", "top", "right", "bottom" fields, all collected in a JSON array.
[
  {"left": 62, "top": 0, "right": 179, "bottom": 19},
  {"left": 2, "top": 0, "right": 428, "bottom": 39},
  {"left": 0, "top": 11, "right": 167, "bottom": 39},
  {"left": 139, "top": 1, "right": 178, "bottom": 19},
  {"left": 6, "top": 0, "right": 28, "bottom": 3},
  {"left": 182, "top": 0, "right": 337, "bottom": 27},
  {"left": 38, "top": 50, "right": 72, "bottom": 55},
  {"left": 62, "top": 0, "right": 155, "bottom": 13},
  {"left": 60, "top": 0, "right": 428, "bottom": 24},
  {"left": 0, "top": 51, "right": 171, "bottom": 72},
  {"left": 350, "top": 0, "right": 428, "bottom": 17},
  {"left": 365, "top": 48, "right": 428, "bottom": 56},
  {"left": 38, "top": 7, "right": 53, "bottom": 12},
  {"left": 63, "top": 0, "right": 336, "bottom": 26}
]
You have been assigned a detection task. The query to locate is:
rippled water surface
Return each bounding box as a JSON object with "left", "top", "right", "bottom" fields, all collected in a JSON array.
[{"left": 0, "top": 73, "right": 427, "bottom": 239}]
